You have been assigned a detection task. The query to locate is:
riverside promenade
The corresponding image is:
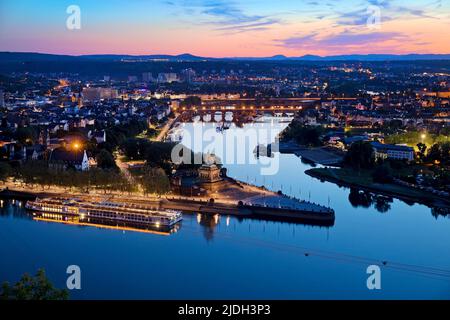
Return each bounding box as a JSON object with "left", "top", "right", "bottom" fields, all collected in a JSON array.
[{"left": 0, "top": 182, "right": 335, "bottom": 226}]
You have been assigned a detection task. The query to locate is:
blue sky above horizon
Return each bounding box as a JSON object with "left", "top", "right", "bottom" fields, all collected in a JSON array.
[{"left": 0, "top": 0, "right": 449, "bottom": 57}]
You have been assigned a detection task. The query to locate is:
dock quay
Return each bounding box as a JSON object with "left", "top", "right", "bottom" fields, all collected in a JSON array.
[
  {"left": 295, "top": 147, "right": 344, "bottom": 166},
  {"left": 159, "top": 197, "right": 334, "bottom": 226},
  {"left": 161, "top": 197, "right": 252, "bottom": 216},
  {"left": 1, "top": 189, "right": 335, "bottom": 227},
  {"left": 267, "top": 142, "right": 344, "bottom": 167}
]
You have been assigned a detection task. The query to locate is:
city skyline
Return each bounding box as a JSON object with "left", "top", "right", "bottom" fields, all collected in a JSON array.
[{"left": 1, "top": 0, "right": 449, "bottom": 57}]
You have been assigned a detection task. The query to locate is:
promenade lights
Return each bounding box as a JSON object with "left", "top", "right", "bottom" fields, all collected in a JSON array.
[
  {"left": 72, "top": 142, "right": 81, "bottom": 151},
  {"left": 421, "top": 133, "right": 427, "bottom": 143}
]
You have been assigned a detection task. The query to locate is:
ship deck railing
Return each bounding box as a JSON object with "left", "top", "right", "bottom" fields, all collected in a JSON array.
[{"left": 29, "top": 199, "right": 181, "bottom": 219}]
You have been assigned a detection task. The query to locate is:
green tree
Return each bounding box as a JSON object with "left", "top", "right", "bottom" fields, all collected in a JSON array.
[
  {"left": 139, "top": 167, "right": 171, "bottom": 195},
  {"left": 146, "top": 127, "right": 158, "bottom": 139},
  {"left": 442, "top": 142, "right": 450, "bottom": 165},
  {"left": 15, "top": 127, "right": 37, "bottom": 145},
  {"left": 426, "top": 142, "right": 450, "bottom": 165},
  {"left": 416, "top": 142, "right": 427, "bottom": 162},
  {"left": 120, "top": 138, "right": 145, "bottom": 160},
  {"left": 372, "top": 163, "right": 393, "bottom": 184},
  {"left": 0, "top": 162, "right": 12, "bottom": 184},
  {"left": 427, "top": 144, "right": 440, "bottom": 162},
  {"left": 96, "top": 149, "right": 117, "bottom": 169},
  {"left": 144, "top": 141, "right": 176, "bottom": 168},
  {"left": 1, "top": 269, "right": 68, "bottom": 300},
  {"left": 344, "top": 141, "right": 375, "bottom": 170},
  {"left": 281, "top": 122, "right": 323, "bottom": 147}
]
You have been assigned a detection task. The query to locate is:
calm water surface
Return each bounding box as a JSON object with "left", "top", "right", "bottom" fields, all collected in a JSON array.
[{"left": 1, "top": 117, "right": 449, "bottom": 299}]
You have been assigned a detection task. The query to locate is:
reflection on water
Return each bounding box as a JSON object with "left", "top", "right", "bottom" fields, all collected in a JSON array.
[
  {"left": 31, "top": 212, "right": 180, "bottom": 236},
  {"left": 193, "top": 211, "right": 334, "bottom": 241},
  {"left": 1, "top": 117, "right": 450, "bottom": 299},
  {"left": 0, "top": 200, "right": 181, "bottom": 236},
  {"left": 0, "top": 199, "right": 29, "bottom": 218},
  {"left": 1, "top": 196, "right": 450, "bottom": 299},
  {"left": 348, "top": 189, "right": 394, "bottom": 213},
  {"left": 180, "top": 117, "right": 444, "bottom": 215},
  {"left": 197, "top": 213, "right": 220, "bottom": 241},
  {"left": 2, "top": 197, "right": 332, "bottom": 242},
  {"left": 431, "top": 207, "right": 450, "bottom": 219}
]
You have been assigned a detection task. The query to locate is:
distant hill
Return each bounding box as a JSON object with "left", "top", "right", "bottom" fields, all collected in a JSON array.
[
  {"left": 0, "top": 52, "right": 78, "bottom": 62},
  {"left": 293, "top": 54, "right": 450, "bottom": 61},
  {"left": 80, "top": 53, "right": 207, "bottom": 61},
  {"left": 1, "top": 51, "right": 450, "bottom": 62},
  {"left": 0, "top": 52, "right": 207, "bottom": 62},
  {"left": 228, "top": 54, "right": 450, "bottom": 61}
]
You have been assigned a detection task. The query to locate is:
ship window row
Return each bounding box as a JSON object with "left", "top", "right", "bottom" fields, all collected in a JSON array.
[
  {"left": 87, "top": 210, "right": 169, "bottom": 222},
  {"left": 42, "top": 207, "right": 63, "bottom": 213}
]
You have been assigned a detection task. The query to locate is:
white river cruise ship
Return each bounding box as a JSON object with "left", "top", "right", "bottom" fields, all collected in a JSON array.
[{"left": 25, "top": 198, "right": 182, "bottom": 227}]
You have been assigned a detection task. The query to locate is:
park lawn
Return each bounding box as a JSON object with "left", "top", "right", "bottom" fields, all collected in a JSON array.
[
  {"left": 322, "top": 167, "right": 374, "bottom": 186},
  {"left": 389, "top": 163, "right": 432, "bottom": 177},
  {"left": 372, "top": 182, "right": 429, "bottom": 199}
]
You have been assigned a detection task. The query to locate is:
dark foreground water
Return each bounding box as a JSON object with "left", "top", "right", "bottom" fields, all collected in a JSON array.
[{"left": 1, "top": 118, "right": 449, "bottom": 299}]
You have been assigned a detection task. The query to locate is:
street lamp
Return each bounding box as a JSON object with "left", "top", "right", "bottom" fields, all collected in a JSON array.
[{"left": 73, "top": 142, "right": 81, "bottom": 151}]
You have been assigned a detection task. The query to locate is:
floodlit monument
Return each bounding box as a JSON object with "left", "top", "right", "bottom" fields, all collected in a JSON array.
[{"left": 198, "top": 163, "right": 222, "bottom": 183}]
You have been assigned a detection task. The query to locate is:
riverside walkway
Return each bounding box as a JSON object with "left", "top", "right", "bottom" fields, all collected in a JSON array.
[{"left": 0, "top": 186, "right": 335, "bottom": 226}]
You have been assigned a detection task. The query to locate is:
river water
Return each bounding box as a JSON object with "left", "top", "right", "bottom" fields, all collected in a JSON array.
[{"left": 1, "top": 116, "right": 449, "bottom": 299}]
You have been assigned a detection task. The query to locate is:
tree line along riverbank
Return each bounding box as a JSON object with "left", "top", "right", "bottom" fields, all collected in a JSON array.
[{"left": 305, "top": 167, "right": 450, "bottom": 209}]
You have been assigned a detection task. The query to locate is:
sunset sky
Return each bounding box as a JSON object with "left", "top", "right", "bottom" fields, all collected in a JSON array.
[{"left": 0, "top": 0, "right": 449, "bottom": 57}]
